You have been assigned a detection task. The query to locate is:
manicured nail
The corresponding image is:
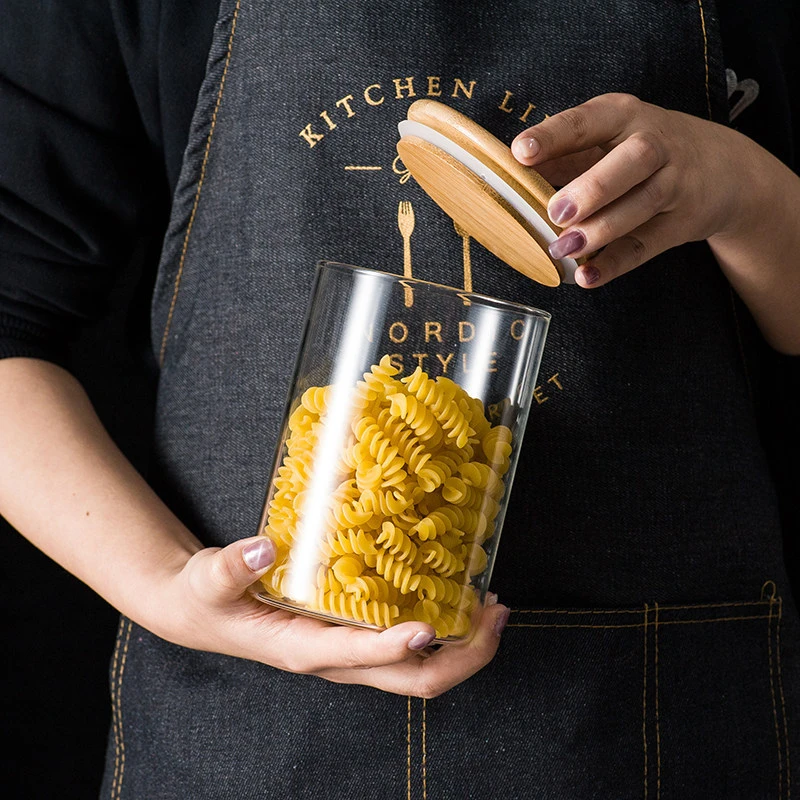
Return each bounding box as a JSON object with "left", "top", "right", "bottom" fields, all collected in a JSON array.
[
  {"left": 486, "top": 592, "right": 499, "bottom": 606},
  {"left": 548, "top": 230, "right": 586, "bottom": 260},
  {"left": 243, "top": 538, "right": 275, "bottom": 572},
  {"left": 548, "top": 195, "right": 577, "bottom": 226},
  {"left": 578, "top": 265, "right": 601, "bottom": 286},
  {"left": 408, "top": 631, "right": 436, "bottom": 650},
  {"left": 511, "top": 136, "right": 540, "bottom": 162},
  {"left": 494, "top": 607, "right": 511, "bottom": 637}
]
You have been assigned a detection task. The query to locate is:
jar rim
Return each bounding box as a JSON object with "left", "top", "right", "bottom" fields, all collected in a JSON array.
[{"left": 316, "top": 260, "right": 552, "bottom": 321}]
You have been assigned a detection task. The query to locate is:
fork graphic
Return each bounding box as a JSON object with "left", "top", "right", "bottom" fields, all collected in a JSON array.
[{"left": 397, "top": 200, "right": 415, "bottom": 307}]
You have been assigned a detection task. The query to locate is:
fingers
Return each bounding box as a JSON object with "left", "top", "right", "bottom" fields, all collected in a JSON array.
[
  {"left": 532, "top": 147, "right": 605, "bottom": 189},
  {"left": 274, "top": 620, "right": 438, "bottom": 674},
  {"left": 320, "top": 602, "right": 510, "bottom": 698},
  {"left": 575, "top": 214, "right": 677, "bottom": 288},
  {"left": 188, "top": 536, "right": 275, "bottom": 607},
  {"left": 546, "top": 133, "right": 670, "bottom": 228},
  {"left": 512, "top": 93, "right": 645, "bottom": 166},
  {"left": 547, "top": 168, "right": 675, "bottom": 263}
]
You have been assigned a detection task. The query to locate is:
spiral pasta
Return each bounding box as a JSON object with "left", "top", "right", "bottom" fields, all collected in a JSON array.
[{"left": 259, "top": 355, "right": 514, "bottom": 640}]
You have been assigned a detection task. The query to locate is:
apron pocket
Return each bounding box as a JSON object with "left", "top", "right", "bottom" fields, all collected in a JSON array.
[{"left": 423, "top": 583, "right": 790, "bottom": 800}]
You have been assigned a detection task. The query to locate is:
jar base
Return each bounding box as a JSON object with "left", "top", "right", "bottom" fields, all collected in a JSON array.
[{"left": 252, "top": 590, "right": 464, "bottom": 645}]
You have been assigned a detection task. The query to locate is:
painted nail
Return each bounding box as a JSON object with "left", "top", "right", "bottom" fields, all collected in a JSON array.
[
  {"left": 511, "top": 136, "right": 540, "bottom": 162},
  {"left": 494, "top": 607, "right": 511, "bottom": 638},
  {"left": 579, "top": 265, "right": 601, "bottom": 286},
  {"left": 548, "top": 230, "right": 586, "bottom": 260},
  {"left": 486, "top": 592, "right": 499, "bottom": 607},
  {"left": 408, "top": 631, "right": 436, "bottom": 651},
  {"left": 548, "top": 195, "right": 577, "bottom": 226},
  {"left": 243, "top": 538, "right": 275, "bottom": 572}
]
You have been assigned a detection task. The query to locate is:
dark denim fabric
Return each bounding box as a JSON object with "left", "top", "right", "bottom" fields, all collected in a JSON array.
[{"left": 102, "top": 0, "right": 799, "bottom": 797}]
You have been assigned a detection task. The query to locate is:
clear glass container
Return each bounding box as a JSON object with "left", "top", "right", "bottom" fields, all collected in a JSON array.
[{"left": 255, "top": 262, "right": 550, "bottom": 641}]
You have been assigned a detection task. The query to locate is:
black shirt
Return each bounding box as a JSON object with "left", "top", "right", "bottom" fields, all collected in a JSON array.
[{"left": 0, "top": 0, "right": 797, "bottom": 365}]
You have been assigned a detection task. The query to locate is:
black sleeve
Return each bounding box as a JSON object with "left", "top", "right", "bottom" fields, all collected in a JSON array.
[{"left": 0, "top": 0, "right": 163, "bottom": 365}]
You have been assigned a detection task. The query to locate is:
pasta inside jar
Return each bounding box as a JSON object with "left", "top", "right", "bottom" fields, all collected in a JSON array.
[{"left": 258, "top": 355, "right": 512, "bottom": 641}]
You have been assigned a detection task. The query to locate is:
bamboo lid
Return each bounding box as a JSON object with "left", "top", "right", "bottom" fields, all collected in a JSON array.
[{"left": 397, "top": 99, "right": 578, "bottom": 286}]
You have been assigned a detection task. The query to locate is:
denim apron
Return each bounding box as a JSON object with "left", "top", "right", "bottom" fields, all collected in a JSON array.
[{"left": 103, "top": 1, "right": 799, "bottom": 797}]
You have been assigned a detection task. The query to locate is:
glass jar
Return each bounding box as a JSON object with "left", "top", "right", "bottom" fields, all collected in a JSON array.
[{"left": 255, "top": 261, "right": 549, "bottom": 641}]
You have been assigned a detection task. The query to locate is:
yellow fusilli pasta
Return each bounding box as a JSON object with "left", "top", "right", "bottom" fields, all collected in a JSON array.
[{"left": 259, "top": 354, "right": 513, "bottom": 640}]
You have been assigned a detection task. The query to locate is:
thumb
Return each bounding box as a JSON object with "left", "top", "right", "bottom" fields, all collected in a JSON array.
[{"left": 194, "top": 536, "right": 276, "bottom": 603}]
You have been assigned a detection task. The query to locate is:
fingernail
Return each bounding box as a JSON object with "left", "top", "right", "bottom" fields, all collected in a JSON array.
[
  {"left": 494, "top": 607, "right": 511, "bottom": 638},
  {"left": 578, "top": 265, "right": 601, "bottom": 286},
  {"left": 486, "top": 592, "right": 499, "bottom": 606},
  {"left": 511, "top": 136, "right": 540, "bottom": 162},
  {"left": 548, "top": 230, "right": 586, "bottom": 260},
  {"left": 243, "top": 538, "right": 275, "bottom": 572},
  {"left": 548, "top": 195, "right": 577, "bottom": 226},
  {"left": 408, "top": 631, "right": 436, "bottom": 651}
]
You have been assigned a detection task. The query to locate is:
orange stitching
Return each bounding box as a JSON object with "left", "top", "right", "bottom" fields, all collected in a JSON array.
[
  {"left": 158, "top": 0, "right": 242, "bottom": 366},
  {"left": 407, "top": 696, "right": 412, "bottom": 800},
  {"left": 507, "top": 614, "right": 773, "bottom": 630},
  {"left": 769, "top": 597, "right": 784, "bottom": 798},
  {"left": 422, "top": 698, "right": 427, "bottom": 800},
  {"left": 778, "top": 597, "right": 792, "bottom": 799},
  {"left": 655, "top": 603, "right": 661, "bottom": 800},
  {"left": 113, "top": 619, "right": 132, "bottom": 800},
  {"left": 109, "top": 617, "right": 126, "bottom": 799},
  {"left": 513, "top": 600, "right": 770, "bottom": 616},
  {"left": 697, "top": 0, "right": 712, "bottom": 119},
  {"left": 643, "top": 604, "right": 649, "bottom": 799}
]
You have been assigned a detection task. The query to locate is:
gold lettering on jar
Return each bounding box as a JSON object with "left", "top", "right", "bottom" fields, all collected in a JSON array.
[
  {"left": 498, "top": 90, "right": 515, "bottom": 113},
  {"left": 364, "top": 84, "right": 385, "bottom": 106},
  {"left": 319, "top": 110, "right": 337, "bottom": 130},
  {"left": 393, "top": 77, "right": 417, "bottom": 99},
  {"left": 487, "top": 351, "right": 498, "bottom": 373},
  {"left": 425, "top": 321, "right": 443, "bottom": 343},
  {"left": 412, "top": 353, "right": 429, "bottom": 368},
  {"left": 427, "top": 76, "right": 442, "bottom": 97},
  {"left": 299, "top": 124, "right": 325, "bottom": 148},
  {"left": 336, "top": 95, "right": 357, "bottom": 118},
  {"left": 435, "top": 353, "right": 454, "bottom": 373},
  {"left": 451, "top": 78, "right": 477, "bottom": 99},
  {"left": 388, "top": 321, "right": 409, "bottom": 343},
  {"left": 458, "top": 321, "right": 475, "bottom": 342},
  {"left": 509, "top": 319, "right": 526, "bottom": 340},
  {"left": 389, "top": 354, "right": 404, "bottom": 372}
]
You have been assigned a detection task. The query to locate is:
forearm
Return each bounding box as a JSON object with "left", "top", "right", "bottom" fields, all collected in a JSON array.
[
  {"left": 0, "top": 357, "right": 202, "bottom": 633},
  {"left": 708, "top": 135, "right": 800, "bottom": 355}
]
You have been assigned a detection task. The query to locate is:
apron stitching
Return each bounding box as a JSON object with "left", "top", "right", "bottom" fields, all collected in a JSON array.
[
  {"left": 655, "top": 602, "right": 661, "bottom": 800},
  {"left": 422, "top": 698, "right": 428, "bottom": 800},
  {"left": 158, "top": 0, "right": 242, "bottom": 367},
  {"left": 696, "top": 0, "right": 712, "bottom": 119},
  {"left": 508, "top": 613, "right": 772, "bottom": 629},
  {"left": 778, "top": 597, "right": 792, "bottom": 799},
  {"left": 643, "top": 603, "right": 649, "bottom": 800},
  {"left": 109, "top": 616, "right": 126, "bottom": 799},
  {"left": 112, "top": 619, "right": 133, "bottom": 800},
  {"left": 407, "top": 696, "right": 412, "bottom": 800},
  {"left": 769, "top": 596, "right": 784, "bottom": 798},
  {"left": 514, "top": 599, "right": 770, "bottom": 616}
]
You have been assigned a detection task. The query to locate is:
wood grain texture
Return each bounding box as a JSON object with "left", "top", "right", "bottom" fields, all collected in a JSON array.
[{"left": 397, "top": 135, "right": 561, "bottom": 286}]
